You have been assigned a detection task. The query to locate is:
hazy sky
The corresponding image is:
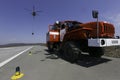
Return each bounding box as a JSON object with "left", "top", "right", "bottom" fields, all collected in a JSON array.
[{"left": 0, "top": 0, "right": 120, "bottom": 44}]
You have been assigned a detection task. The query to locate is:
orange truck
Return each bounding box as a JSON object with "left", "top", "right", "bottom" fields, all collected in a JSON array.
[{"left": 46, "top": 11, "right": 120, "bottom": 62}]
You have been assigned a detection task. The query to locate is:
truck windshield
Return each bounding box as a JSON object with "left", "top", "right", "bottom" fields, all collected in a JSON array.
[{"left": 50, "top": 25, "right": 57, "bottom": 30}]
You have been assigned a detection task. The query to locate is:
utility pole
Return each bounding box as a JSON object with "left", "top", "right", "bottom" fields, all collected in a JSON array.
[{"left": 92, "top": 10, "right": 99, "bottom": 38}]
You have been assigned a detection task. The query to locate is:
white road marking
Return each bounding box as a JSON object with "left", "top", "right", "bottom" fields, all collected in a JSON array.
[{"left": 0, "top": 46, "right": 33, "bottom": 68}]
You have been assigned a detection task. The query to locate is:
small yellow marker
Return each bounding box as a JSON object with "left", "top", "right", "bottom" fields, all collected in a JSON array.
[
  {"left": 11, "top": 66, "right": 24, "bottom": 80},
  {"left": 29, "top": 51, "right": 32, "bottom": 55}
]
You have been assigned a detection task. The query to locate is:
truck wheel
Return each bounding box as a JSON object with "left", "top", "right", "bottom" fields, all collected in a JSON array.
[
  {"left": 48, "top": 44, "right": 54, "bottom": 52},
  {"left": 89, "top": 47, "right": 104, "bottom": 57},
  {"left": 63, "top": 41, "right": 81, "bottom": 62}
]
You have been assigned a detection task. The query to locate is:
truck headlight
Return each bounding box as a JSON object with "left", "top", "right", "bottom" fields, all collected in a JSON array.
[{"left": 101, "top": 39, "right": 105, "bottom": 45}]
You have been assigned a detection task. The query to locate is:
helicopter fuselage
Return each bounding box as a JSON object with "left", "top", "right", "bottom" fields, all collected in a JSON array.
[{"left": 32, "top": 12, "right": 36, "bottom": 16}]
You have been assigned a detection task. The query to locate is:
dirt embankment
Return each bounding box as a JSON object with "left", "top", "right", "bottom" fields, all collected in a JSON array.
[{"left": 103, "top": 46, "right": 120, "bottom": 58}]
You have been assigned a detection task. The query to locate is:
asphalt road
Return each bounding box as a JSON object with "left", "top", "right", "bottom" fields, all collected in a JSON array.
[{"left": 0, "top": 45, "right": 120, "bottom": 80}]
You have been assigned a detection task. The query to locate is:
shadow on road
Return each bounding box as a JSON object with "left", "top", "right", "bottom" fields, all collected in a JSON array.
[
  {"left": 44, "top": 49, "right": 111, "bottom": 67},
  {"left": 76, "top": 54, "right": 111, "bottom": 68}
]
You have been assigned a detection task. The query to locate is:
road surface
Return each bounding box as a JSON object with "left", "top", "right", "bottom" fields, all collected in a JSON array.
[{"left": 0, "top": 45, "right": 120, "bottom": 80}]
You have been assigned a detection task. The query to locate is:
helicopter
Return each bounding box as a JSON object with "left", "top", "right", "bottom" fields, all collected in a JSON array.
[
  {"left": 31, "top": 5, "right": 42, "bottom": 17},
  {"left": 25, "top": 5, "right": 42, "bottom": 35},
  {"left": 25, "top": 5, "right": 42, "bottom": 17}
]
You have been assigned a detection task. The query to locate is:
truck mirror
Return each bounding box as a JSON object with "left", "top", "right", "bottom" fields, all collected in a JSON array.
[
  {"left": 116, "top": 36, "right": 120, "bottom": 39},
  {"left": 92, "top": 10, "right": 98, "bottom": 18}
]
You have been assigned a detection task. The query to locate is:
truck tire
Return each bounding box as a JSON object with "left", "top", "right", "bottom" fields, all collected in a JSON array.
[
  {"left": 89, "top": 47, "right": 104, "bottom": 57},
  {"left": 48, "top": 43, "right": 54, "bottom": 52},
  {"left": 62, "top": 41, "right": 81, "bottom": 62}
]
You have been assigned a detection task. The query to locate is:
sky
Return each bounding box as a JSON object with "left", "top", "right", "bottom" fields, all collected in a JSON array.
[{"left": 0, "top": 0, "right": 120, "bottom": 44}]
